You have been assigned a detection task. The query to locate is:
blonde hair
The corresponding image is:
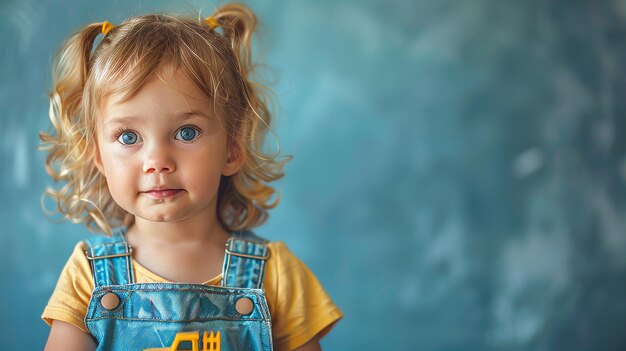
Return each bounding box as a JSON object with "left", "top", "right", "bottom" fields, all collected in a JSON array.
[{"left": 39, "top": 3, "right": 289, "bottom": 236}]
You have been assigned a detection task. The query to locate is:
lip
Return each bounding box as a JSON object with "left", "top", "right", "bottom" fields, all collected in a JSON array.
[{"left": 142, "top": 188, "right": 183, "bottom": 199}]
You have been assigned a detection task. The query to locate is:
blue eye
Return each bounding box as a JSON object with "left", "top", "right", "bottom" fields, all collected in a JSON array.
[
  {"left": 175, "top": 127, "right": 199, "bottom": 141},
  {"left": 118, "top": 131, "right": 139, "bottom": 145}
]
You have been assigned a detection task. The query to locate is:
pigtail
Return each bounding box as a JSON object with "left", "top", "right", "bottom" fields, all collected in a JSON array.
[
  {"left": 48, "top": 23, "right": 102, "bottom": 120},
  {"left": 210, "top": 4, "right": 256, "bottom": 75},
  {"left": 39, "top": 22, "right": 116, "bottom": 236},
  {"left": 209, "top": 4, "right": 289, "bottom": 231}
]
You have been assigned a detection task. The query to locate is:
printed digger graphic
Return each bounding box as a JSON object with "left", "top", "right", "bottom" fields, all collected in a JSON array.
[{"left": 144, "top": 331, "right": 221, "bottom": 351}]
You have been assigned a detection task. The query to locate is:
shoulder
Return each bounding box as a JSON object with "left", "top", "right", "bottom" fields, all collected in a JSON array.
[
  {"left": 265, "top": 241, "right": 304, "bottom": 271},
  {"left": 66, "top": 240, "right": 92, "bottom": 279},
  {"left": 266, "top": 241, "right": 291, "bottom": 259},
  {"left": 63, "top": 240, "right": 94, "bottom": 290},
  {"left": 50, "top": 238, "right": 101, "bottom": 297},
  {"left": 263, "top": 241, "right": 324, "bottom": 292}
]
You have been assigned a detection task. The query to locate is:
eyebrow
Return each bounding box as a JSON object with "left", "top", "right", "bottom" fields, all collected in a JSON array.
[{"left": 104, "top": 110, "right": 212, "bottom": 127}]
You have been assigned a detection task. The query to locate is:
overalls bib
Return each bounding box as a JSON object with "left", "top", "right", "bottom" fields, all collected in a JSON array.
[{"left": 83, "top": 227, "right": 273, "bottom": 351}]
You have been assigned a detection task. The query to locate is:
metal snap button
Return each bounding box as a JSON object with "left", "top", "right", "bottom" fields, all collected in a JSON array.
[
  {"left": 235, "top": 297, "right": 254, "bottom": 315},
  {"left": 101, "top": 292, "right": 120, "bottom": 310}
]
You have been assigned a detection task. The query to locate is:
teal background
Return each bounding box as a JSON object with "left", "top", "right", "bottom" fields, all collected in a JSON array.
[{"left": 2, "top": 0, "right": 626, "bottom": 349}]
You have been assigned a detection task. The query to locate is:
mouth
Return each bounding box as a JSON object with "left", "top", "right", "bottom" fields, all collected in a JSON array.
[{"left": 141, "top": 188, "right": 183, "bottom": 199}]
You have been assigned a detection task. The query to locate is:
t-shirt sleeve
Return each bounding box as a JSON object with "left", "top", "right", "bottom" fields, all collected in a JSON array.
[
  {"left": 41, "top": 241, "right": 94, "bottom": 332},
  {"left": 264, "top": 242, "right": 343, "bottom": 350}
]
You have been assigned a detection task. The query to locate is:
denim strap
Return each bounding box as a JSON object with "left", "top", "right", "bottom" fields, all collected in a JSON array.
[
  {"left": 84, "top": 228, "right": 268, "bottom": 288},
  {"left": 221, "top": 231, "right": 270, "bottom": 289},
  {"left": 84, "top": 228, "right": 135, "bottom": 287}
]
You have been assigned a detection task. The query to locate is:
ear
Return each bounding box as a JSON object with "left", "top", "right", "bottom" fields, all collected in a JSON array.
[{"left": 222, "top": 138, "right": 245, "bottom": 176}]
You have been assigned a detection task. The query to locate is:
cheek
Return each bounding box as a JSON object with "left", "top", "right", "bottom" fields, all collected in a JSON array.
[
  {"left": 182, "top": 150, "right": 226, "bottom": 191},
  {"left": 105, "top": 168, "right": 134, "bottom": 200},
  {"left": 100, "top": 151, "right": 137, "bottom": 193},
  {"left": 184, "top": 159, "right": 223, "bottom": 183},
  {"left": 100, "top": 143, "right": 134, "bottom": 171}
]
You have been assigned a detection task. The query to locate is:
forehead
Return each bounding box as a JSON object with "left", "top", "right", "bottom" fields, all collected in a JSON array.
[{"left": 101, "top": 66, "right": 213, "bottom": 120}]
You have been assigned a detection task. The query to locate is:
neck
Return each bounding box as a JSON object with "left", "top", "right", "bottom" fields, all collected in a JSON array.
[{"left": 126, "top": 210, "right": 230, "bottom": 249}]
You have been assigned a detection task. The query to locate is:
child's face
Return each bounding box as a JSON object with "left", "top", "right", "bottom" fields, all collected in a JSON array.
[{"left": 94, "top": 66, "right": 242, "bottom": 224}]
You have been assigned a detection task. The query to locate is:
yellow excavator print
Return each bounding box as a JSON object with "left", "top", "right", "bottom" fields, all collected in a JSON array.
[{"left": 144, "top": 331, "right": 221, "bottom": 351}]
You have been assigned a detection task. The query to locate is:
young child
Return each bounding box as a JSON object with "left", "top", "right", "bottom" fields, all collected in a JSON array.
[{"left": 39, "top": 3, "right": 342, "bottom": 350}]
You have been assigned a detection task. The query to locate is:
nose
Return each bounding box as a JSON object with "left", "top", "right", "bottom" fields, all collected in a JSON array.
[{"left": 142, "top": 143, "right": 176, "bottom": 174}]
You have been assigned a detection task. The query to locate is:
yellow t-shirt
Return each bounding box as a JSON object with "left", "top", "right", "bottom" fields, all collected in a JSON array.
[{"left": 42, "top": 240, "right": 343, "bottom": 350}]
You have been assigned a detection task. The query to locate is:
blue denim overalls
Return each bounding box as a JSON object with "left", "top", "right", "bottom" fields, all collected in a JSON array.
[{"left": 83, "top": 227, "right": 273, "bottom": 350}]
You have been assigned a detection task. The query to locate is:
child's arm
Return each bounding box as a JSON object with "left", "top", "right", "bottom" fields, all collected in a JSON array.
[{"left": 44, "top": 320, "right": 96, "bottom": 351}]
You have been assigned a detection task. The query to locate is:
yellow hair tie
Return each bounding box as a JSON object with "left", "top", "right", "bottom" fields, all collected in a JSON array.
[
  {"left": 102, "top": 21, "right": 115, "bottom": 35},
  {"left": 204, "top": 16, "right": 219, "bottom": 30}
]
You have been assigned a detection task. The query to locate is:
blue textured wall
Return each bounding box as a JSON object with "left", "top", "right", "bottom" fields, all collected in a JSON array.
[{"left": 2, "top": 0, "right": 626, "bottom": 349}]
